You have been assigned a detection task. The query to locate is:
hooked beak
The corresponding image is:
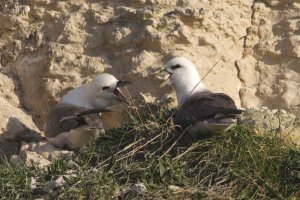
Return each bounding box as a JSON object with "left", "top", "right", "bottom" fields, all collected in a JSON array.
[
  {"left": 116, "top": 80, "right": 131, "bottom": 87},
  {"left": 159, "top": 69, "right": 172, "bottom": 88},
  {"left": 159, "top": 69, "right": 171, "bottom": 76},
  {"left": 114, "top": 80, "right": 131, "bottom": 104}
]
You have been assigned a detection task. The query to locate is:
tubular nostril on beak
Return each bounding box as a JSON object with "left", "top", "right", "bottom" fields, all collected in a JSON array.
[
  {"left": 159, "top": 69, "right": 171, "bottom": 76},
  {"left": 116, "top": 80, "right": 131, "bottom": 87},
  {"left": 154, "top": 68, "right": 172, "bottom": 79}
]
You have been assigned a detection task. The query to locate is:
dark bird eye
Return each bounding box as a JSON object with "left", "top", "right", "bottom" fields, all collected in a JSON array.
[
  {"left": 171, "top": 64, "right": 181, "bottom": 70},
  {"left": 102, "top": 86, "right": 109, "bottom": 90}
]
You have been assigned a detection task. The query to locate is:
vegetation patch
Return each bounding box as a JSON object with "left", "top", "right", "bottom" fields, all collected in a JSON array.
[{"left": 0, "top": 106, "right": 299, "bottom": 199}]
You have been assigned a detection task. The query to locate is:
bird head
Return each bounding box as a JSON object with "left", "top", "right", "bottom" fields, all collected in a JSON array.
[
  {"left": 160, "top": 57, "right": 207, "bottom": 105},
  {"left": 87, "top": 73, "right": 130, "bottom": 108},
  {"left": 60, "top": 73, "right": 130, "bottom": 109},
  {"left": 162, "top": 57, "right": 201, "bottom": 86}
]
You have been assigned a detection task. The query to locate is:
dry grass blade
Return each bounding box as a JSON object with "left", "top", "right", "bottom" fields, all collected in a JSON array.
[
  {"left": 0, "top": 104, "right": 299, "bottom": 199},
  {"left": 159, "top": 126, "right": 190, "bottom": 159}
]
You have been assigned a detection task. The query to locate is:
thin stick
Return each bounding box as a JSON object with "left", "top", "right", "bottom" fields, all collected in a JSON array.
[
  {"left": 189, "top": 36, "right": 246, "bottom": 101},
  {"left": 159, "top": 125, "right": 191, "bottom": 159},
  {"left": 124, "top": 87, "right": 145, "bottom": 124},
  {"left": 77, "top": 108, "right": 111, "bottom": 117},
  {"left": 97, "top": 132, "right": 163, "bottom": 168},
  {"left": 172, "top": 142, "right": 201, "bottom": 161}
]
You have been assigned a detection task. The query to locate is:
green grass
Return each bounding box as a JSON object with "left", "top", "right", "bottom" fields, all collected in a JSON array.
[{"left": 0, "top": 106, "right": 299, "bottom": 199}]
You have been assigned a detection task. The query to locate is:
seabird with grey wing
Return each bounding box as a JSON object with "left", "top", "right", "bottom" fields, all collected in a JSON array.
[
  {"left": 44, "top": 73, "right": 130, "bottom": 150},
  {"left": 162, "top": 57, "right": 243, "bottom": 136}
]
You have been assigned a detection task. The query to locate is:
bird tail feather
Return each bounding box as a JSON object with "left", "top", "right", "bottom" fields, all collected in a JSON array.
[{"left": 214, "top": 108, "right": 244, "bottom": 119}]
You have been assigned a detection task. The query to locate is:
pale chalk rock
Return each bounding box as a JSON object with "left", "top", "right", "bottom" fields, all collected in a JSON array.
[
  {"left": 44, "top": 176, "right": 66, "bottom": 192},
  {"left": 11, "top": 150, "right": 52, "bottom": 168},
  {"left": 239, "top": 87, "right": 260, "bottom": 109},
  {"left": 0, "top": 73, "right": 42, "bottom": 156},
  {"left": 20, "top": 141, "right": 73, "bottom": 161},
  {"left": 264, "top": 0, "right": 294, "bottom": 7},
  {"left": 30, "top": 177, "right": 37, "bottom": 190},
  {"left": 131, "top": 182, "right": 148, "bottom": 194},
  {"left": 10, "top": 141, "right": 73, "bottom": 168},
  {"left": 236, "top": 55, "right": 259, "bottom": 87},
  {"left": 241, "top": 109, "right": 300, "bottom": 147},
  {"left": 132, "top": 50, "right": 156, "bottom": 77},
  {"left": 168, "top": 185, "right": 184, "bottom": 193},
  {"left": 0, "top": 0, "right": 300, "bottom": 155},
  {"left": 140, "top": 92, "right": 157, "bottom": 104}
]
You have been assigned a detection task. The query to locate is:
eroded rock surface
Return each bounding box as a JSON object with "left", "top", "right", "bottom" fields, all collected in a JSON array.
[
  {"left": 241, "top": 108, "right": 300, "bottom": 146},
  {"left": 11, "top": 141, "right": 73, "bottom": 168},
  {"left": 237, "top": 1, "right": 300, "bottom": 112},
  {"left": 0, "top": 0, "right": 299, "bottom": 155}
]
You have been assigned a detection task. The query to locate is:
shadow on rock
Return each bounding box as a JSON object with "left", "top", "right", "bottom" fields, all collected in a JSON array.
[{"left": 0, "top": 117, "right": 45, "bottom": 158}]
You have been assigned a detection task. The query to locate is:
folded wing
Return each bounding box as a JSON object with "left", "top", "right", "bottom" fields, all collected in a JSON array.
[
  {"left": 44, "top": 103, "right": 111, "bottom": 138},
  {"left": 175, "top": 92, "right": 243, "bottom": 130}
]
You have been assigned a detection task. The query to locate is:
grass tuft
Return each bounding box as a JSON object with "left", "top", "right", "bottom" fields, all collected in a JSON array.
[{"left": 0, "top": 105, "right": 299, "bottom": 199}]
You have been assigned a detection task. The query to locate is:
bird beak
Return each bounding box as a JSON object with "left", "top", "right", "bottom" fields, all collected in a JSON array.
[
  {"left": 114, "top": 88, "right": 128, "bottom": 104},
  {"left": 114, "top": 80, "right": 131, "bottom": 104},
  {"left": 116, "top": 80, "right": 131, "bottom": 87},
  {"left": 159, "top": 69, "right": 172, "bottom": 88},
  {"left": 159, "top": 69, "right": 171, "bottom": 76}
]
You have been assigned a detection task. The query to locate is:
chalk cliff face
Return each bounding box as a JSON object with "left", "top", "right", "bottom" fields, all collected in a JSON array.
[{"left": 0, "top": 0, "right": 299, "bottom": 137}]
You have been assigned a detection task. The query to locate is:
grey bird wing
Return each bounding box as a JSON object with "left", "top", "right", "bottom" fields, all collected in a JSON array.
[
  {"left": 44, "top": 103, "right": 111, "bottom": 138},
  {"left": 175, "top": 92, "right": 243, "bottom": 129}
]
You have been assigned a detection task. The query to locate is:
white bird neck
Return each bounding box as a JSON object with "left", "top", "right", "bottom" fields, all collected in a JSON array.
[
  {"left": 172, "top": 72, "right": 209, "bottom": 106},
  {"left": 175, "top": 81, "right": 208, "bottom": 106}
]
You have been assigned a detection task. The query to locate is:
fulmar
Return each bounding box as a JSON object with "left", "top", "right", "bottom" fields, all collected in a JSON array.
[
  {"left": 44, "top": 73, "right": 130, "bottom": 150},
  {"left": 162, "top": 57, "right": 243, "bottom": 136}
]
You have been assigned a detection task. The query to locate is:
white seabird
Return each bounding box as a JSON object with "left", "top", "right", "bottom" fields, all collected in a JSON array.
[
  {"left": 44, "top": 73, "right": 130, "bottom": 150},
  {"left": 162, "top": 57, "right": 243, "bottom": 136}
]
